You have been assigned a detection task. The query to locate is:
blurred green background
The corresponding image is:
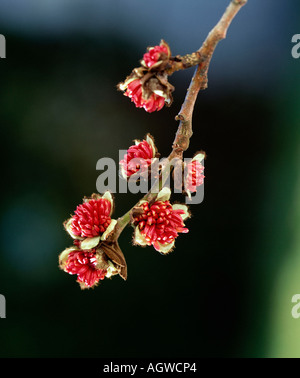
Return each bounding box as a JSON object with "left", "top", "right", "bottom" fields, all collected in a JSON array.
[{"left": 0, "top": 0, "right": 300, "bottom": 358}]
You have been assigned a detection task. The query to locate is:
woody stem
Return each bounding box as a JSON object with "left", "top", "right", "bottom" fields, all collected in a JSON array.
[
  {"left": 173, "top": 0, "right": 247, "bottom": 153},
  {"left": 112, "top": 0, "right": 247, "bottom": 241}
]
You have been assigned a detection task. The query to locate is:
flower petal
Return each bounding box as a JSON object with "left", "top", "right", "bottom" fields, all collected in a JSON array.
[
  {"left": 146, "top": 134, "right": 156, "bottom": 157},
  {"left": 156, "top": 187, "right": 171, "bottom": 202},
  {"left": 118, "top": 77, "right": 137, "bottom": 91},
  {"left": 64, "top": 218, "right": 84, "bottom": 240},
  {"left": 101, "top": 219, "right": 117, "bottom": 241},
  {"left": 102, "top": 191, "right": 114, "bottom": 214},
  {"left": 134, "top": 226, "right": 148, "bottom": 246},
  {"left": 80, "top": 236, "right": 101, "bottom": 250},
  {"left": 120, "top": 164, "right": 129, "bottom": 179},
  {"left": 172, "top": 204, "right": 190, "bottom": 221},
  {"left": 160, "top": 39, "right": 171, "bottom": 58},
  {"left": 186, "top": 189, "right": 192, "bottom": 200},
  {"left": 154, "top": 241, "right": 175, "bottom": 254},
  {"left": 148, "top": 60, "right": 164, "bottom": 70},
  {"left": 105, "top": 260, "right": 119, "bottom": 278},
  {"left": 58, "top": 247, "right": 78, "bottom": 270},
  {"left": 192, "top": 153, "right": 205, "bottom": 163},
  {"left": 137, "top": 199, "right": 148, "bottom": 206}
]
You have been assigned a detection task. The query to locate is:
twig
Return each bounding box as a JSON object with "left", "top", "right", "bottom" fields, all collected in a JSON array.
[
  {"left": 111, "top": 0, "right": 247, "bottom": 241},
  {"left": 173, "top": 0, "right": 248, "bottom": 154}
]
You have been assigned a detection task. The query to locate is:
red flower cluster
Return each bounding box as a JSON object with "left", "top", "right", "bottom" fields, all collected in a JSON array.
[
  {"left": 133, "top": 188, "right": 190, "bottom": 254},
  {"left": 184, "top": 153, "right": 205, "bottom": 197},
  {"left": 59, "top": 192, "right": 127, "bottom": 289},
  {"left": 120, "top": 134, "right": 157, "bottom": 178},
  {"left": 134, "top": 201, "right": 188, "bottom": 251},
  {"left": 71, "top": 198, "right": 112, "bottom": 238},
  {"left": 124, "top": 79, "right": 166, "bottom": 113},
  {"left": 143, "top": 44, "right": 169, "bottom": 68},
  {"left": 118, "top": 41, "right": 173, "bottom": 113},
  {"left": 65, "top": 249, "right": 107, "bottom": 287},
  {"left": 186, "top": 160, "right": 204, "bottom": 192}
]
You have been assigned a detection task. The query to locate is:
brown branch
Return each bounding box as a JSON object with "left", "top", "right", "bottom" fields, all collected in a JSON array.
[
  {"left": 173, "top": 0, "right": 247, "bottom": 154},
  {"left": 111, "top": 0, "right": 247, "bottom": 241}
]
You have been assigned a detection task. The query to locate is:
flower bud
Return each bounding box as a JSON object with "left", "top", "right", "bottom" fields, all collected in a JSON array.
[
  {"left": 59, "top": 248, "right": 107, "bottom": 289},
  {"left": 132, "top": 187, "right": 190, "bottom": 254},
  {"left": 64, "top": 192, "right": 117, "bottom": 245},
  {"left": 120, "top": 134, "right": 158, "bottom": 179},
  {"left": 141, "top": 41, "right": 171, "bottom": 69},
  {"left": 184, "top": 153, "right": 205, "bottom": 198},
  {"left": 58, "top": 241, "right": 127, "bottom": 289},
  {"left": 118, "top": 41, "right": 174, "bottom": 112}
]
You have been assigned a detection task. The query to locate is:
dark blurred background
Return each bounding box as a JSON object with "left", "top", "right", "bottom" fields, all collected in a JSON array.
[{"left": 0, "top": 0, "right": 300, "bottom": 358}]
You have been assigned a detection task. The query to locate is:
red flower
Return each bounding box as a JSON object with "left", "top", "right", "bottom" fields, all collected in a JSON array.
[
  {"left": 64, "top": 192, "right": 117, "bottom": 244},
  {"left": 64, "top": 249, "right": 107, "bottom": 288},
  {"left": 59, "top": 243, "right": 126, "bottom": 289},
  {"left": 143, "top": 44, "right": 169, "bottom": 68},
  {"left": 124, "top": 79, "right": 165, "bottom": 113},
  {"left": 120, "top": 134, "right": 157, "bottom": 179},
  {"left": 71, "top": 198, "right": 111, "bottom": 238},
  {"left": 60, "top": 192, "right": 127, "bottom": 289},
  {"left": 118, "top": 40, "right": 173, "bottom": 113},
  {"left": 185, "top": 153, "right": 205, "bottom": 198},
  {"left": 133, "top": 188, "right": 190, "bottom": 254}
]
